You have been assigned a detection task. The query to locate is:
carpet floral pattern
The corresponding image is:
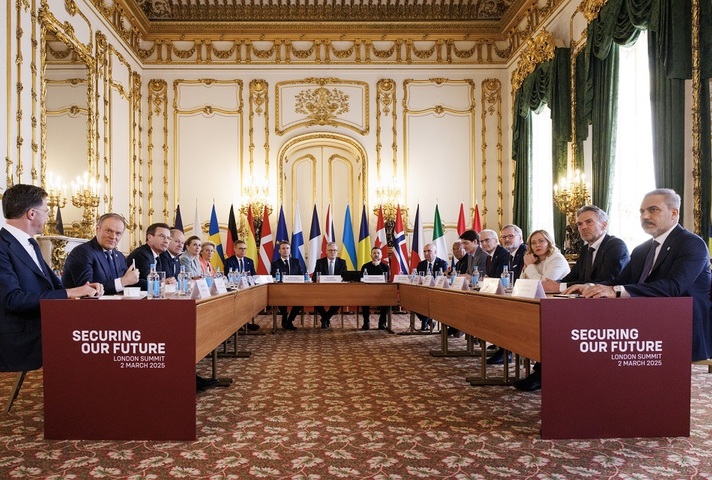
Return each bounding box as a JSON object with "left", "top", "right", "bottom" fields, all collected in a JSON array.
[{"left": 2, "top": 313, "right": 712, "bottom": 478}]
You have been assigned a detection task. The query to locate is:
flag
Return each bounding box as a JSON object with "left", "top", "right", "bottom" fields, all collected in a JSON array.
[
  {"left": 291, "top": 203, "right": 306, "bottom": 272},
  {"left": 321, "top": 204, "right": 335, "bottom": 258},
  {"left": 208, "top": 203, "right": 225, "bottom": 271},
  {"left": 174, "top": 205, "right": 184, "bottom": 232},
  {"left": 410, "top": 204, "right": 424, "bottom": 271},
  {"left": 193, "top": 200, "right": 202, "bottom": 237},
  {"left": 392, "top": 205, "right": 409, "bottom": 278},
  {"left": 472, "top": 203, "right": 482, "bottom": 233},
  {"left": 341, "top": 205, "right": 358, "bottom": 270},
  {"left": 225, "top": 205, "right": 238, "bottom": 258},
  {"left": 357, "top": 205, "right": 371, "bottom": 268},
  {"left": 245, "top": 207, "right": 258, "bottom": 265},
  {"left": 55, "top": 207, "right": 65, "bottom": 235},
  {"left": 374, "top": 205, "right": 388, "bottom": 263},
  {"left": 307, "top": 205, "right": 321, "bottom": 273},
  {"left": 273, "top": 205, "right": 289, "bottom": 261},
  {"left": 432, "top": 204, "right": 448, "bottom": 268},
  {"left": 257, "top": 205, "right": 273, "bottom": 275},
  {"left": 457, "top": 202, "right": 466, "bottom": 235}
]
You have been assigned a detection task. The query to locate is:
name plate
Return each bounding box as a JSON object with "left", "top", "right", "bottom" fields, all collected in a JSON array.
[
  {"left": 451, "top": 277, "right": 469, "bottom": 291},
  {"left": 210, "top": 277, "right": 228, "bottom": 295},
  {"left": 392, "top": 274, "right": 412, "bottom": 284},
  {"left": 237, "top": 277, "right": 251, "bottom": 289},
  {"left": 434, "top": 276, "right": 448, "bottom": 288},
  {"left": 319, "top": 275, "right": 342, "bottom": 283},
  {"left": 422, "top": 275, "right": 435, "bottom": 286},
  {"left": 510, "top": 279, "right": 546, "bottom": 298},
  {"left": 362, "top": 274, "right": 386, "bottom": 283},
  {"left": 479, "top": 277, "right": 504, "bottom": 294},
  {"left": 282, "top": 275, "right": 306, "bottom": 283},
  {"left": 253, "top": 275, "right": 274, "bottom": 284},
  {"left": 191, "top": 278, "right": 212, "bottom": 299}
]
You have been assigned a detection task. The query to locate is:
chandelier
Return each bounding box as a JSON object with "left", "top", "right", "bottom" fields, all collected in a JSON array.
[{"left": 553, "top": 170, "right": 591, "bottom": 257}]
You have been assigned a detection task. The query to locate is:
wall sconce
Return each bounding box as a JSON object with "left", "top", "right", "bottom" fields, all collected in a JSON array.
[
  {"left": 70, "top": 171, "right": 100, "bottom": 239},
  {"left": 239, "top": 176, "right": 272, "bottom": 240},
  {"left": 373, "top": 177, "right": 406, "bottom": 245},
  {"left": 44, "top": 172, "right": 67, "bottom": 236}
]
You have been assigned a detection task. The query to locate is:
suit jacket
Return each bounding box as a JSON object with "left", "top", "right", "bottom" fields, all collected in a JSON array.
[
  {"left": 462, "top": 247, "right": 488, "bottom": 276},
  {"left": 270, "top": 257, "right": 305, "bottom": 277},
  {"left": 509, "top": 243, "right": 527, "bottom": 280},
  {"left": 126, "top": 244, "right": 164, "bottom": 290},
  {"left": 485, "top": 245, "right": 511, "bottom": 278},
  {"left": 160, "top": 251, "right": 181, "bottom": 279},
  {"left": 225, "top": 255, "right": 256, "bottom": 276},
  {"left": 312, "top": 257, "right": 347, "bottom": 281},
  {"left": 560, "top": 234, "right": 629, "bottom": 284},
  {"left": 0, "top": 228, "right": 67, "bottom": 371},
  {"left": 416, "top": 257, "right": 449, "bottom": 275},
  {"left": 607, "top": 224, "right": 712, "bottom": 361},
  {"left": 179, "top": 253, "right": 202, "bottom": 278},
  {"left": 62, "top": 237, "right": 130, "bottom": 294}
]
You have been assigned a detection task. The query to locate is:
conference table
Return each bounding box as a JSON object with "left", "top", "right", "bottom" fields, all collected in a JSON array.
[{"left": 41, "top": 281, "right": 691, "bottom": 440}]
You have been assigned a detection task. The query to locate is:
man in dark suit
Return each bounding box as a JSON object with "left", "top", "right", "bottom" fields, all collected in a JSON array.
[
  {"left": 126, "top": 222, "right": 172, "bottom": 290},
  {"left": 516, "top": 205, "right": 630, "bottom": 391},
  {"left": 360, "top": 247, "right": 391, "bottom": 330},
  {"left": 270, "top": 240, "right": 304, "bottom": 330},
  {"left": 415, "top": 243, "right": 449, "bottom": 331},
  {"left": 160, "top": 227, "right": 184, "bottom": 281},
  {"left": 500, "top": 224, "right": 527, "bottom": 281},
  {"left": 225, "top": 239, "right": 257, "bottom": 276},
  {"left": 450, "top": 240, "right": 468, "bottom": 274},
  {"left": 312, "top": 241, "right": 347, "bottom": 328},
  {"left": 62, "top": 213, "right": 140, "bottom": 294},
  {"left": 459, "top": 230, "right": 488, "bottom": 281},
  {"left": 0, "top": 184, "right": 101, "bottom": 372},
  {"left": 570, "top": 189, "right": 712, "bottom": 363},
  {"left": 479, "top": 229, "right": 511, "bottom": 278}
]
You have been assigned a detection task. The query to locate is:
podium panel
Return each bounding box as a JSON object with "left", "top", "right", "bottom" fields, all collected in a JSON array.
[
  {"left": 41, "top": 299, "right": 197, "bottom": 440},
  {"left": 541, "top": 298, "right": 692, "bottom": 439}
]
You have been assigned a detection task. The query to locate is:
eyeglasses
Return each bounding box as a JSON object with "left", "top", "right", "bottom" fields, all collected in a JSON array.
[
  {"left": 154, "top": 234, "right": 169, "bottom": 240},
  {"left": 236, "top": 247, "right": 247, "bottom": 250},
  {"left": 480, "top": 238, "right": 496, "bottom": 243},
  {"left": 501, "top": 234, "right": 516, "bottom": 240}
]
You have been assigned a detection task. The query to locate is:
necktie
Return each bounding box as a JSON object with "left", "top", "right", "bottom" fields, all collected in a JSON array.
[
  {"left": 639, "top": 240, "right": 659, "bottom": 283},
  {"left": 28, "top": 238, "right": 49, "bottom": 278},
  {"left": 105, "top": 250, "right": 118, "bottom": 277},
  {"left": 428, "top": 263, "right": 433, "bottom": 274},
  {"left": 284, "top": 259, "right": 289, "bottom": 274},
  {"left": 486, "top": 255, "right": 493, "bottom": 275},
  {"left": 239, "top": 258, "right": 244, "bottom": 272},
  {"left": 582, "top": 247, "right": 595, "bottom": 281},
  {"left": 155, "top": 255, "right": 162, "bottom": 271},
  {"left": 329, "top": 260, "right": 334, "bottom": 275}
]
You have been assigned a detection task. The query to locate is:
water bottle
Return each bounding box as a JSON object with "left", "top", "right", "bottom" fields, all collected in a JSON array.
[
  {"left": 275, "top": 270, "right": 282, "bottom": 283},
  {"left": 449, "top": 269, "right": 456, "bottom": 285},
  {"left": 177, "top": 265, "right": 189, "bottom": 296},
  {"left": 214, "top": 266, "right": 223, "bottom": 280},
  {"left": 227, "top": 268, "right": 235, "bottom": 287},
  {"left": 438, "top": 268, "right": 444, "bottom": 278},
  {"left": 501, "top": 265, "right": 511, "bottom": 291},
  {"left": 304, "top": 272, "right": 310, "bottom": 283},
  {"left": 410, "top": 268, "right": 417, "bottom": 284},
  {"left": 147, "top": 263, "right": 160, "bottom": 299},
  {"left": 471, "top": 266, "right": 480, "bottom": 289}
]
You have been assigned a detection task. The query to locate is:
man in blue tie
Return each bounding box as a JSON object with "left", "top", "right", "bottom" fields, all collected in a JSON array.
[
  {"left": 0, "top": 184, "right": 101, "bottom": 372},
  {"left": 224, "top": 239, "right": 256, "bottom": 276},
  {"left": 63, "top": 213, "right": 139, "bottom": 294},
  {"left": 126, "top": 223, "right": 172, "bottom": 290}
]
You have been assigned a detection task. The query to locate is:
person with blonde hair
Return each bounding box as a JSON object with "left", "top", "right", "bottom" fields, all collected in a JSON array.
[
  {"left": 199, "top": 241, "right": 216, "bottom": 277},
  {"left": 520, "top": 229, "right": 570, "bottom": 281}
]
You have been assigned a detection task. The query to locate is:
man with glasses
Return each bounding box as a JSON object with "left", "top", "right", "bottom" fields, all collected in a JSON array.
[
  {"left": 0, "top": 184, "right": 102, "bottom": 372},
  {"left": 312, "top": 242, "right": 347, "bottom": 328},
  {"left": 225, "top": 239, "right": 259, "bottom": 331},
  {"left": 160, "top": 228, "right": 185, "bottom": 282},
  {"left": 63, "top": 213, "right": 140, "bottom": 294},
  {"left": 127, "top": 222, "right": 173, "bottom": 290},
  {"left": 479, "top": 229, "right": 510, "bottom": 278},
  {"left": 500, "top": 224, "right": 527, "bottom": 281}
]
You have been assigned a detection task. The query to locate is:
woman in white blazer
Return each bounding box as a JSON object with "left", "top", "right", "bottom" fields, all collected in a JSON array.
[{"left": 520, "top": 229, "right": 570, "bottom": 281}]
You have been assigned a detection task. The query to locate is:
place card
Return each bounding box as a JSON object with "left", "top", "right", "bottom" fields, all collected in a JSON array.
[
  {"left": 421, "top": 275, "right": 435, "bottom": 286},
  {"left": 282, "top": 275, "right": 306, "bottom": 283},
  {"left": 253, "top": 275, "right": 274, "bottom": 284},
  {"left": 362, "top": 274, "right": 387, "bottom": 283},
  {"left": 319, "top": 275, "right": 342, "bottom": 283},
  {"left": 451, "top": 277, "right": 469, "bottom": 291},
  {"left": 392, "top": 274, "right": 412, "bottom": 284},
  {"left": 510, "top": 279, "right": 546, "bottom": 298},
  {"left": 479, "top": 277, "right": 504, "bottom": 294},
  {"left": 434, "top": 276, "right": 448, "bottom": 288},
  {"left": 191, "top": 278, "right": 212, "bottom": 299},
  {"left": 210, "top": 277, "right": 228, "bottom": 295}
]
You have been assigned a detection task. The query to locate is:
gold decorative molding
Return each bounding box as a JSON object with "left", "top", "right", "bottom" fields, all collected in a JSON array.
[
  {"left": 275, "top": 77, "right": 369, "bottom": 136},
  {"left": 691, "top": 0, "right": 701, "bottom": 234},
  {"left": 376, "top": 79, "right": 397, "bottom": 179},
  {"left": 248, "top": 79, "right": 269, "bottom": 180},
  {"left": 148, "top": 79, "right": 167, "bottom": 226},
  {"left": 511, "top": 29, "right": 555, "bottom": 92},
  {"left": 481, "top": 79, "right": 503, "bottom": 230},
  {"left": 581, "top": 0, "right": 609, "bottom": 22}
]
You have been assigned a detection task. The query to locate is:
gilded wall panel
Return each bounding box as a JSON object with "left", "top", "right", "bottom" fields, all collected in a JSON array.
[
  {"left": 276, "top": 78, "right": 369, "bottom": 136},
  {"left": 480, "top": 78, "right": 503, "bottom": 230}
]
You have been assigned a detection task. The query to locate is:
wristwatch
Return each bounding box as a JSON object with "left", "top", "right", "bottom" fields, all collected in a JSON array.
[{"left": 613, "top": 285, "right": 623, "bottom": 298}]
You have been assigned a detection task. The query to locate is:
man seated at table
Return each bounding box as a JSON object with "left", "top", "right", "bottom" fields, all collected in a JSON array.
[
  {"left": 1, "top": 184, "right": 101, "bottom": 374},
  {"left": 126, "top": 222, "right": 175, "bottom": 289},
  {"left": 270, "top": 241, "right": 304, "bottom": 330},
  {"left": 515, "top": 205, "right": 629, "bottom": 392},
  {"left": 224, "top": 239, "right": 259, "bottom": 331},
  {"left": 479, "top": 229, "right": 510, "bottom": 278},
  {"left": 160, "top": 227, "right": 185, "bottom": 282},
  {"left": 459, "top": 229, "right": 488, "bottom": 282},
  {"left": 416, "top": 243, "right": 449, "bottom": 331},
  {"left": 567, "top": 189, "right": 712, "bottom": 363},
  {"left": 312, "top": 241, "right": 347, "bottom": 328},
  {"left": 450, "top": 240, "right": 467, "bottom": 274},
  {"left": 360, "top": 247, "right": 390, "bottom": 330},
  {"left": 500, "top": 224, "right": 527, "bottom": 281},
  {"left": 63, "top": 213, "right": 140, "bottom": 294}
]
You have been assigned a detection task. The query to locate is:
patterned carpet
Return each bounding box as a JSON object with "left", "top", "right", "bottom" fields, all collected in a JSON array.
[{"left": 2, "top": 313, "right": 712, "bottom": 478}]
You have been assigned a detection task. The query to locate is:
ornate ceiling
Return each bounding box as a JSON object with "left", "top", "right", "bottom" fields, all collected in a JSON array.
[{"left": 129, "top": 0, "right": 527, "bottom": 36}]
